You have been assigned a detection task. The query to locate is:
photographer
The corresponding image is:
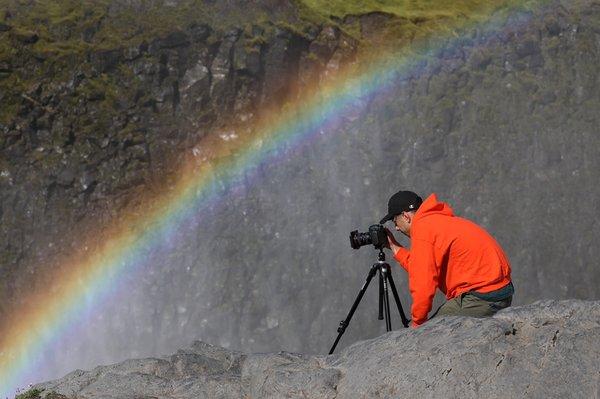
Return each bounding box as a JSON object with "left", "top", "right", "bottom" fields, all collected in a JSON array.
[{"left": 381, "top": 191, "right": 514, "bottom": 328}]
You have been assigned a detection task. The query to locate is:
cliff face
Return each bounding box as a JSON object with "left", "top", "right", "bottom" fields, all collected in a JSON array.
[
  {"left": 0, "top": 0, "right": 358, "bottom": 312},
  {"left": 2, "top": 0, "right": 600, "bottom": 391},
  {"left": 33, "top": 300, "right": 600, "bottom": 398}
]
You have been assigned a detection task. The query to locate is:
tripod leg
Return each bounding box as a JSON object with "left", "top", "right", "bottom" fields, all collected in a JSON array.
[
  {"left": 385, "top": 265, "right": 410, "bottom": 328},
  {"left": 378, "top": 269, "right": 384, "bottom": 320},
  {"left": 329, "top": 264, "right": 378, "bottom": 354},
  {"left": 381, "top": 266, "right": 392, "bottom": 331}
]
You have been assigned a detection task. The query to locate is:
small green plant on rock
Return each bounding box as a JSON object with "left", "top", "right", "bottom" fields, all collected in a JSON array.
[{"left": 15, "top": 388, "right": 42, "bottom": 399}]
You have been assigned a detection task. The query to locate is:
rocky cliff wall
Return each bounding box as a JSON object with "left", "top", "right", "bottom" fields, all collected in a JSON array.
[
  {"left": 1, "top": 0, "right": 600, "bottom": 390},
  {"left": 0, "top": 0, "right": 358, "bottom": 315},
  {"left": 98, "top": 0, "right": 600, "bottom": 359}
]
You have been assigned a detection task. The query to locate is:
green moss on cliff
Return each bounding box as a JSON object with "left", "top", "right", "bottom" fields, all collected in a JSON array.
[
  {"left": 297, "top": 0, "right": 538, "bottom": 51},
  {"left": 299, "top": 0, "right": 525, "bottom": 21},
  {"left": 0, "top": 72, "right": 25, "bottom": 125},
  {"left": 0, "top": 0, "right": 536, "bottom": 58},
  {"left": 0, "top": 0, "right": 544, "bottom": 128},
  {"left": 0, "top": 99, "right": 19, "bottom": 126},
  {"left": 1, "top": 0, "right": 297, "bottom": 51}
]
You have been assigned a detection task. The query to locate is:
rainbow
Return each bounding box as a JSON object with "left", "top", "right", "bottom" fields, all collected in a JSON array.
[{"left": 0, "top": 3, "right": 542, "bottom": 396}]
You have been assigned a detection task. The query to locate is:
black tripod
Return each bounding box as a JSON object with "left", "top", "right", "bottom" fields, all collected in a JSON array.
[{"left": 329, "top": 249, "right": 409, "bottom": 354}]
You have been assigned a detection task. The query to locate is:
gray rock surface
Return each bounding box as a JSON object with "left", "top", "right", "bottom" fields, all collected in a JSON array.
[{"left": 35, "top": 300, "right": 600, "bottom": 398}]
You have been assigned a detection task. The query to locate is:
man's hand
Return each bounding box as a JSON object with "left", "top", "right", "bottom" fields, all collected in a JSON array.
[{"left": 384, "top": 227, "right": 402, "bottom": 255}]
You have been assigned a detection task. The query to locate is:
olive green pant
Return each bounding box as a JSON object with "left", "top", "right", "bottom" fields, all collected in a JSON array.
[{"left": 430, "top": 293, "right": 512, "bottom": 319}]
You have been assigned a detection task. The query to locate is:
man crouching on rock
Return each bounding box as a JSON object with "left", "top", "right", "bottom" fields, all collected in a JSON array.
[{"left": 380, "top": 190, "right": 514, "bottom": 328}]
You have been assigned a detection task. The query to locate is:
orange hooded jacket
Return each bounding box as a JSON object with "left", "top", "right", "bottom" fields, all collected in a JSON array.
[{"left": 393, "top": 193, "right": 512, "bottom": 326}]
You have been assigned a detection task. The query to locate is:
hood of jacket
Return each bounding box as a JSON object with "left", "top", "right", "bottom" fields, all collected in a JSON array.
[{"left": 413, "top": 193, "right": 454, "bottom": 222}]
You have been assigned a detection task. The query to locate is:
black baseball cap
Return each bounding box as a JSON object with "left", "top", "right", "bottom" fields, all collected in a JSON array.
[{"left": 380, "top": 190, "right": 423, "bottom": 224}]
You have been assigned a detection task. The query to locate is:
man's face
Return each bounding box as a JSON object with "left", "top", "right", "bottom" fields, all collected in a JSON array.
[{"left": 393, "top": 212, "right": 412, "bottom": 237}]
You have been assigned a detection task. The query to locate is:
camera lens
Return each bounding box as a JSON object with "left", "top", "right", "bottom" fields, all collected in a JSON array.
[
  {"left": 349, "top": 230, "right": 373, "bottom": 249},
  {"left": 349, "top": 224, "right": 387, "bottom": 250}
]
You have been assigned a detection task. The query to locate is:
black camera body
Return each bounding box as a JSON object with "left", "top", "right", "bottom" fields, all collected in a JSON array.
[{"left": 349, "top": 224, "right": 387, "bottom": 250}]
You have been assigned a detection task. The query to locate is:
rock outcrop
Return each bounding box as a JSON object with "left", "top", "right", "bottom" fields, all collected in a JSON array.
[{"left": 34, "top": 300, "right": 600, "bottom": 398}]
